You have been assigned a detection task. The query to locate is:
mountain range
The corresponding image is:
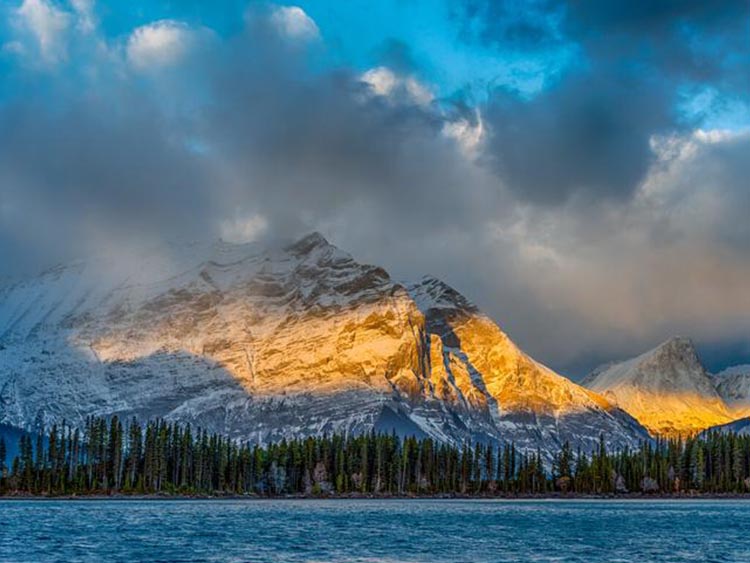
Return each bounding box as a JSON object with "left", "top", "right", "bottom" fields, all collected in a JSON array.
[
  {"left": 0, "top": 233, "right": 649, "bottom": 458},
  {"left": 0, "top": 233, "right": 748, "bottom": 454}
]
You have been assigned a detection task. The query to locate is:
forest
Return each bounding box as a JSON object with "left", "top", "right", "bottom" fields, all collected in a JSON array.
[{"left": 1, "top": 416, "right": 750, "bottom": 497}]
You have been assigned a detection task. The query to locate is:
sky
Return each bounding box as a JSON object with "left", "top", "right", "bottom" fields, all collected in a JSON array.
[{"left": 1, "top": 0, "right": 749, "bottom": 377}]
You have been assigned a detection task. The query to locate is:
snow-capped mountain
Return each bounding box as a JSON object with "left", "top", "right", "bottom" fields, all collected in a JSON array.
[
  {"left": 713, "top": 365, "right": 750, "bottom": 417},
  {"left": 0, "top": 233, "right": 648, "bottom": 457},
  {"left": 583, "top": 337, "right": 734, "bottom": 436}
]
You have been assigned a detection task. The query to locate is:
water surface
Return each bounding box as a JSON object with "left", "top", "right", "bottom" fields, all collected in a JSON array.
[{"left": 2, "top": 499, "right": 749, "bottom": 562}]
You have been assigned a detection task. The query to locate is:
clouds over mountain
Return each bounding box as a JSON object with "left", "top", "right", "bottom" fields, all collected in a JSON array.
[{"left": 0, "top": 0, "right": 749, "bottom": 374}]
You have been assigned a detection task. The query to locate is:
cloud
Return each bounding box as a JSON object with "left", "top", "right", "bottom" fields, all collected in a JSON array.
[
  {"left": 12, "top": 0, "right": 71, "bottom": 64},
  {"left": 360, "top": 66, "right": 434, "bottom": 107},
  {"left": 220, "top": 213, "right": 269, "bottom": 243},
  {"left": 455, "top": 0, "right": 565, "bottom": 52},
  {"left": 269, "top": 6, "right": 319, "bottom": 42},
  {"left": 484, "top": 67, "right": 674, "bottom": 203},
  {"left": 472, "top": 128, "right": 750, "bottom": 371},
  {"left": 69, "top": 0, "right": 96, "bottom": 33},
  {"left": 459, "top": 0, "right": 750, "bottom": 205},
  {"left": 0, "top": 6, "right": 489, "bottom": 275},
  {"left": 126, "top": 20, "right": 195, "bottom": 70},
  {"left": 442, "top": 109, "right": 485, "bottom": 158},
  {"left": 1, "top": 0, "right": 750, "bottom": 377}
]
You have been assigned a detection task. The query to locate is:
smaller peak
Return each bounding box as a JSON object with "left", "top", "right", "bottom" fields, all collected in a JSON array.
[
  {"left": 641, "top": 336, "right": 699, "bottom": 366},
  {"left": 633, "top": 336, "right": 711, "bottom": 387},
  {"left": 652, "top": 336, "right": 695, "bottom": 354},
  {"left": 663, "top": 335, "right": 693, "bottom": 346},
  {"left": 714, "top": 364, "right": 750, "bottom": 379}
]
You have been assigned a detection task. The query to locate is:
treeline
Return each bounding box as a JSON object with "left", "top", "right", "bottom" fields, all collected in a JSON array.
[{"left": 1, "top": 416, "right": 750, "bottom": 496}]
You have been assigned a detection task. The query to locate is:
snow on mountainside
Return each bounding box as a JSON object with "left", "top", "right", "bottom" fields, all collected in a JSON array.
[
  {"left": 0, "top": 233, "right": 649, "bottom": 457},
  {"left": 583, "top": 337, "right": 733, "bottom": 436},
  {"left": 713, "top": 365, "right": 750, "bottom": 417}
]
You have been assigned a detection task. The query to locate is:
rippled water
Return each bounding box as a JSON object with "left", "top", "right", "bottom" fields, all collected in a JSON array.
[{"left": 2, "top": 499, "right": 750, "bottom": 562}]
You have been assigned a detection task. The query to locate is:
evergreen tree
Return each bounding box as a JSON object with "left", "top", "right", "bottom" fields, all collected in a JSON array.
[
  {"left": 4, "top": 414, "right": 750, "bottom": 498},
  {"left": 0, "top": 436, "right": 6, "bottom": 475}
]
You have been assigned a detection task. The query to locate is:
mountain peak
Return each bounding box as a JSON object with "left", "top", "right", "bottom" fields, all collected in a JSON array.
[
  {"left": 594, "top": 335, "right": 710, "bottom": 393},
  {"left": 640, "top": 337, "right": 702, "bottom": 375},
  {"left": 285, "top": 232, "right": 333, "bottom": 257},
  {"left": 651, "top": 336, "right": 695, "bottom": 355},
  {"left": 658, "top": 335, "right": 693, "bottom": 348},
  {"left": 584, "top": 336, "right": 732, "bottom": 436}
]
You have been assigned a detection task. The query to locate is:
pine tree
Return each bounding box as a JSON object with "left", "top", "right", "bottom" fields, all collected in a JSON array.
[{"left": 0, "top": 436, "right": 6, "bottom": 476}]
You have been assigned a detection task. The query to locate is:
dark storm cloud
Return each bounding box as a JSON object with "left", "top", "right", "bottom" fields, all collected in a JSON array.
[
  {"left": 458, "top": 0, "right": 750, "bottom": 204},
  {"left": 195, "top": 26, "right": 497, "bottom": 242},
  {"left": 0, "top": 70, "right": 220, "bottom": 271},
  {"left": 562, "top": 0, "right": 750, "bottom": 91},
  {"left": 0, "top": 5, "right": 497, "bottom": 274},
  {"left": 562, "top": 0, "right": 747, "bottom": 36},
  {"left": 484, "top": 68, "right": 674, "bottom": 203}
]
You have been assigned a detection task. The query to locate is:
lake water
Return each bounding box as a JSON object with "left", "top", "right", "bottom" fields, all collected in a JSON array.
[{"left": 1, "top": 499, "right": 749, "bottom": 562}]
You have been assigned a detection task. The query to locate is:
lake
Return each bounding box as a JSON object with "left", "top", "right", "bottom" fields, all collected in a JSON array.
[{"left": 1, "top": 499, "right": 749, "bottom": 562}]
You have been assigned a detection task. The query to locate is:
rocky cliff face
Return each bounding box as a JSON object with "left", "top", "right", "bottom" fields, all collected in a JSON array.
[
  {"left": 0, "top": 233, "right": 648, "bottom": 456},
  {"left": 583, "top": 337, "right": 733, "bottom": 436}
]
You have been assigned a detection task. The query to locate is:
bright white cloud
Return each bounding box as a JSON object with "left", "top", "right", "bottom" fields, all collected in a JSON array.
[
  {"left": 13, "top": 0, "right": 71, "bottom": 64},
  {"left": 270, "top": 6, "right": 319, "bottom": 42},
  {"left": 360, "top": 66, "right": 434, "bottom": 107},
  {"left": 443, "top": 110, "right": 485, "bottom": 158},
  {"left": 126, "top": 20, "right": 193, "bottom": 71},
  {"left": 361, "top": 67, "right": 398, "bottom": 97},
  {"left": 362, "top": 66, "right": 482, "bottom": 158}
]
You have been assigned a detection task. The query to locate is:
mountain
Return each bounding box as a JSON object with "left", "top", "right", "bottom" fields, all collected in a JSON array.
[
  {"left": 583, "top": 337, "right": 734, "bottom": 436},
  {"left": 713, "top": 365, "right": 750, "bottom": 417},
  {"left": 701, "top": 417, "right": 750, "bottom": 437},
  {"left": 0, "top": 233, "right": 648, "bottom": 457}
]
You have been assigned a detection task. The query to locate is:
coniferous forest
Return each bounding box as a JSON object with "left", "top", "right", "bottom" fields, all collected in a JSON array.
[{"left": 2, "top": 416, "right": 750, "bottom": 497}]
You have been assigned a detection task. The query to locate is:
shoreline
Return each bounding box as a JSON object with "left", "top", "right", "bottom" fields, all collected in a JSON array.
[{"left": 4, "top": 492, "right": 750, "bottom": 501}]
